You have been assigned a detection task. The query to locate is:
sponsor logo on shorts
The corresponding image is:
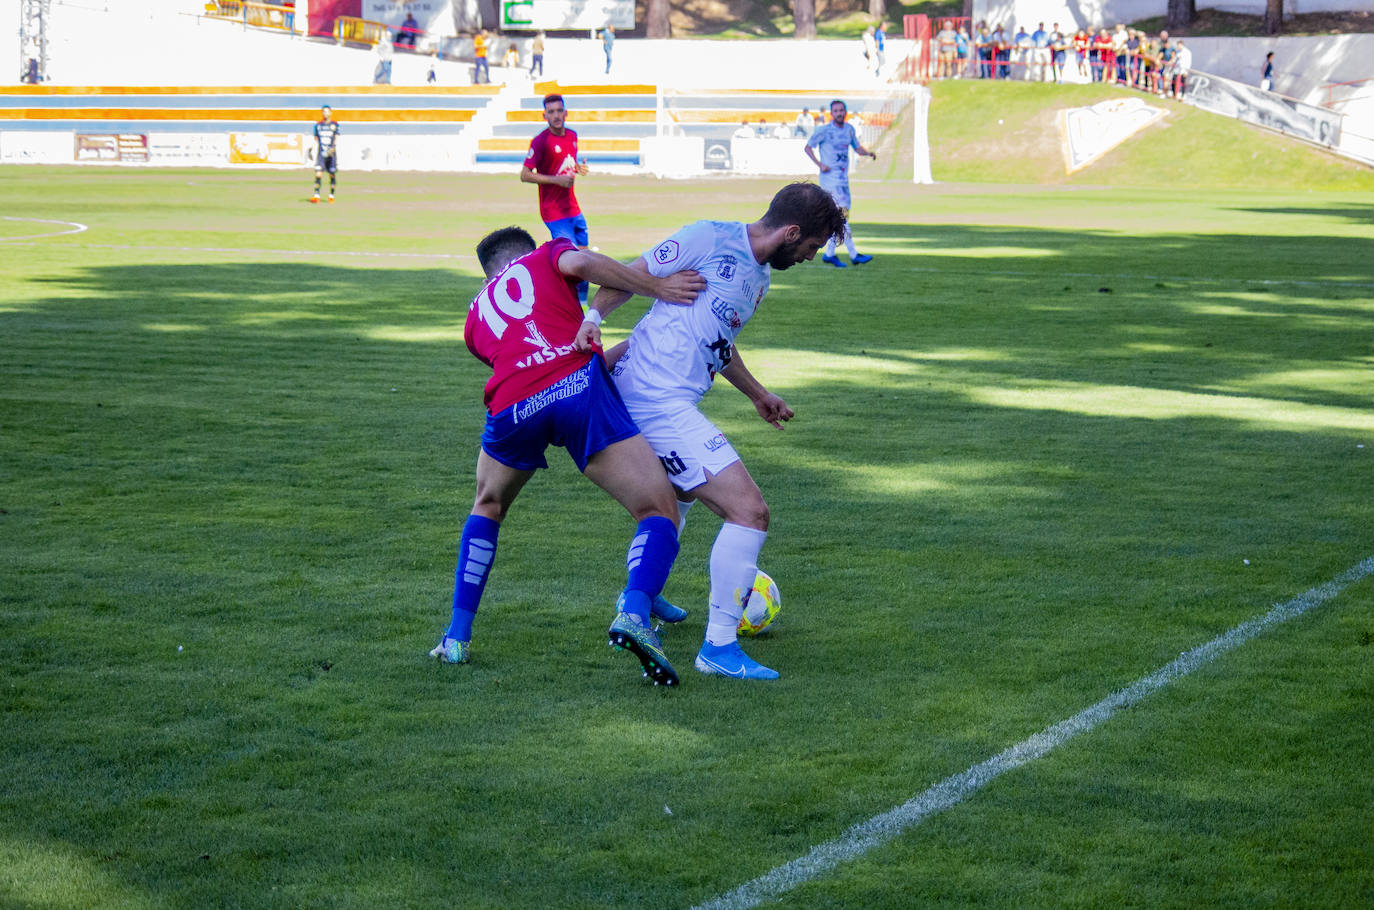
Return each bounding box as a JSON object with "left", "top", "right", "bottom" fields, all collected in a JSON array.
[
  {"left": 513, "top": 367, "right": 590, "bottom": 423},
  {"left": 710, "top": 297, "right": 742, "bottom": 330},
  {"left": 659, "top": 450, "right": 688, "bottom": 475},
  {"left": 704, "top": 433, "right": 729, "bottom": 452},
  {"left": 716, "top": 255, "right": 737, "bottom": 281},
  {"left": 653, "top": 240, "right": 680, "bottom": 265}
]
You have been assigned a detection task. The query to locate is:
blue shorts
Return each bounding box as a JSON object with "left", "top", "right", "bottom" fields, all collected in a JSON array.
[
  {"left": 545, "top": 214, "right": 589, "bottom": 247},
  {"left": 481, "top": 359, "right": 639, "bottom": 473}
]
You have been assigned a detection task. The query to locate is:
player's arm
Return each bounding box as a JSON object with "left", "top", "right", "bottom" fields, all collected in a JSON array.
[
  {"left": 520, "top": 164, "right": 574, "bottom": 189},
  {"left": 565, "top": 252, "right": 705, "bottom": 350},
  {"left": 804, "top": 141, "right": 828, "bottom": 172},
  {"left": 852, "top": 130, "right": 877, "bottom": 160},
  {"left": 720, "top": 350, "right": 793, "bottom": 430}
]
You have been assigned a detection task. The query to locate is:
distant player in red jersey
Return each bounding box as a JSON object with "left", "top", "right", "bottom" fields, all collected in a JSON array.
[
  {"left": 430, "top": 226, "right": 707, "bottom": 686},
  {"left": 520, "top": 93, "right": 593, "bottom": 303}
]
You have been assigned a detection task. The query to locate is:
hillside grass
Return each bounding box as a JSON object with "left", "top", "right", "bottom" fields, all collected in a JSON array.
[{"left": 926, "top": 80, "right": 1374, "bottom": 188}]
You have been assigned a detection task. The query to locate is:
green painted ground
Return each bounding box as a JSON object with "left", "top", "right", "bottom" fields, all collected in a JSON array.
[{"left": 1, "top": 130, "right": 1371, "bottom": 910}]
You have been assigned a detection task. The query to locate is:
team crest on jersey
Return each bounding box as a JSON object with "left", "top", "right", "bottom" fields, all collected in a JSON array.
[
  {"left": 653, "top": 240, "right": 680, "bottom": 264},
  {"left": 716, "top": 255, "right": 737, "bottom": 281},
  {"left": 710, "top": 298, "right": 742, "bottom": 330}
]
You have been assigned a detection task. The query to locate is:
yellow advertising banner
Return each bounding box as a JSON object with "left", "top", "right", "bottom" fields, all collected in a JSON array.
[{"left": 229, "top": 132, "right": 306, "bottom": 165}]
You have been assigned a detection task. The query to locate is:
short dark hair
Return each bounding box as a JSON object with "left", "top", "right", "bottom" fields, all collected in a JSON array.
[
  {"left": 831, "top": 99, "right": 847, "bottom": 110},
  {"left": 761, "top": 183, "right": 847, "bottom": 242},
  {"left": 475, "top": 226, "right": 537, "bottom": 276},
  {"left": 542, "top": 93, "right": 564, "bottom": 110}
]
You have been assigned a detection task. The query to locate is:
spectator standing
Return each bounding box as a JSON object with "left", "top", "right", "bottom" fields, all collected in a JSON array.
[
  {"left": 1157, "top": 35, "right": 1175, "bottom": 96},
  {"left": 1014, "top": 25, "right": 1032, "bottom": 80},
  {"left": 1050, "top": 23, "right": 1067, "bottom": 83},
  {"left": 1112, "top": 24, "right": 1129, "bottom": 83},
  {"left": 1092, "top": 28, "right": 1113, "bottom": 83},
  {"left": 794, "top": 106, "right": 815, "bottom": 137},
  {"left": 374, "top": 30, "right": 394, "bottom": 84},
  {"left": 427, "top": 49, "right": 438, "bottom": 84},
  {"left": 955, "top": 26, "right": 971, "bottom": 78},
  {"left": 1125, "top": 28, "right": 1142, "bottom": 87},
  {"left": 995, "top": 24, "right": 1012, "bottom": 80},
  {"left": 503, "top": 42, "right": 519, "bottom": 68},
  {"left": 1073, "top": 28, "right": 1090, "bottom": 79},
  {"left": 935, "top": 20, "right": 959, "bottom": 79},
  {"left": 1030, "top": 22, "right": 1049, "bottom": 82},
  {"left": 1261, "top": 51, "right": 1275, "bottom": 91},
  {"left": 601, "top": 26, "right": 614, "bottom": 74},
  {"left": 975, "top": 23, "right": 993, "bottom": 79},
  {"left": 861, "top": 27, "right": 878, "bottom": 76},
  {"left": 473, "top": 30, "right": 490, "bottom": 84},
  {"left": 1172, "top": 39, "right": 1191, "bottom": 98},
  {"left": 530, "top": 30, "right": 545, "bottom": 77},
  {"left": 874, "top": 22, "right": 887, "bottom": 74}
]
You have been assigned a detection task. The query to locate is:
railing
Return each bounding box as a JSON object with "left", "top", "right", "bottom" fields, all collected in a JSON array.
[
  {"left": 1321, "top": 77, "right": 1373, "bottom": 111},
  {"left": 334, "top": 16, "right": 389, "bottom": 47},
  {"left": 205, "top": 1, "right": 296, "bottom": 32}
]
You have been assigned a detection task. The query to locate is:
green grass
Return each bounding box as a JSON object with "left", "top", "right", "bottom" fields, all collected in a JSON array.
[
  {"left": 2, "top": 154, "right": 1373, "bottom": 909},
  {"left": 927, "top": 80, "right": 1374, "bottom": 188}
]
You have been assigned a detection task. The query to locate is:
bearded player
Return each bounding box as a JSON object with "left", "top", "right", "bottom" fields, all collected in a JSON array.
[
  {"left": 575, "top": 183, "right": 846, "bottom": 681},
  {"left": 520, "top": 93, "right": 593, "bottom": 304},
  {"left": 804, "top": 99, "right": 877, "bottom": 268}
]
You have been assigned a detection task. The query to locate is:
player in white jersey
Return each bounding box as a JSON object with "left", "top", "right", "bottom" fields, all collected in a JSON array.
[
  {"left": 804, "top": 99, "right": 878, "bottom": 268},
  {"left": 575, "top": 183, "right": 847, "bottom": 680}
]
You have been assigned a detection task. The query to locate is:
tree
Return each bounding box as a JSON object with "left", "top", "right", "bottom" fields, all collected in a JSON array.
[
  {"left": 869, "top": 0, "right": 886, "bottom": 21},
  {"left": 794, "top": 0, "right": 816, "bottom": 39},
  {"left": 1263, "top": 0, "right": 1283, "bottom": 34},
  {"left": 1166, "top": 0, "right": 1196, "bottom": 30},
  {"left": 647, "top": 0, "right": 670, "bottom": 38}
]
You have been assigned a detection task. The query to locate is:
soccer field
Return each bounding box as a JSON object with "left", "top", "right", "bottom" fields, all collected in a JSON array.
[{"left": 2, "top": 166, "right": 1372, "bottom": 909}]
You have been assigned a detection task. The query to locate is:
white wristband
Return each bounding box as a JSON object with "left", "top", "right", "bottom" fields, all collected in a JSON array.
[{"left": 582, "top": 309, "right": 603, "bottom": 327}]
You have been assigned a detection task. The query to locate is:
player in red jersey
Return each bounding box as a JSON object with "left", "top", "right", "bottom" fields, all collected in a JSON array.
[
  {"left": 520, "top": 93, "right": 593, "bottom": 303},
  {"left": 430, "top": 226, "right": 707, "bottom": 686}
]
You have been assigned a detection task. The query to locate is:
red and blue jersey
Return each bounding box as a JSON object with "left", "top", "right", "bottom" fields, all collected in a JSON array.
[
  {"left": 464, "top": 238, "right": 593, "bottom": 415},
  {"left": 524, "top": 128, "right": 581, "bottom": 223}
]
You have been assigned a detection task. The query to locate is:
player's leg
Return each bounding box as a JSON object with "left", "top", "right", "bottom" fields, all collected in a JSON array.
[
  {"left": 688, "top": 462, "right": 779, "bottom": 680},
  {"left": 312, "top": 166, "right": 322, "bottom": 201},
  {"left": 327, "top": 155, "right": 337, "bottom": 201},
  {"left": 568, "top": 364, "right": 682, "bottom": 684},
  {"left": 432, "top": 449, "right": 534, "bottom": 663}
]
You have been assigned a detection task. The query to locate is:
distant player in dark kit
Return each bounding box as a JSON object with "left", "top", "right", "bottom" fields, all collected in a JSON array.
[{"left": 311, "top": 105, "right": 339, "bottom": 203}]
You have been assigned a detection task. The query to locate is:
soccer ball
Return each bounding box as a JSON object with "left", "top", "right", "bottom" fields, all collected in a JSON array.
[{"left": 737, "top": 570, "right": 781, "bottom": 637}]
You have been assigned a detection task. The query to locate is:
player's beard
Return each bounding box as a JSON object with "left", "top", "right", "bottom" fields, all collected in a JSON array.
[{"left": 768, "top": 238, "right": 806, "bottom": 270}]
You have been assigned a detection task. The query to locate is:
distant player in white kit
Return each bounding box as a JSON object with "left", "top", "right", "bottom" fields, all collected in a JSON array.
[
  {"left": 575, "top": 183, "right": 847, "bottom": 680},
  {"left": 804, "top": 99, "right": 877, "bottom": 268}
]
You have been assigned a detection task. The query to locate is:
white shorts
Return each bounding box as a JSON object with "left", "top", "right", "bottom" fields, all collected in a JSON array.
[{"left": 623, "top": 397, "right": 740, "bottom": 492}]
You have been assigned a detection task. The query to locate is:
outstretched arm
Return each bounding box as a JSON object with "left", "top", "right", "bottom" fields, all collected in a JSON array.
[
  {"left": 721, "top": 349, "right": 794, "bottom": 430},
  {"left": 562, "top": 252, "right": 705, "bottom": 351}
]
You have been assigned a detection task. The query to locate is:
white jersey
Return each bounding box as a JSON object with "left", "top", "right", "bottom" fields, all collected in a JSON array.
[{"left": 613, "top": 220, "right": 770, "bottom": 407}]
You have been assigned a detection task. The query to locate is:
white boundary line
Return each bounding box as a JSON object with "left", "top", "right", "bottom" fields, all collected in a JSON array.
[
  {"left": 0, "top": 216, "right": 89, "bottom": 242},
  {"left": 692, "top": 556, "right": 1374, "bottom": 910}
]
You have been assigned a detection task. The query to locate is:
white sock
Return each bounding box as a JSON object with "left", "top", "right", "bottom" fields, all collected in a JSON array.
[
  {"left": 843, "top": 224, "right": 858, "bottom": 258},
  {"left": 825, "top": 236, "right": 836, "bottom": 257},
  {"left": 677, "top": 498, "right": 694, "bottom": 530},
  {"left": 705, "top": 522, "right": 766, "bottom": 646}
]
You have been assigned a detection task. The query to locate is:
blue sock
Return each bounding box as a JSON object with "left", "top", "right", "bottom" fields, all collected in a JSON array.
[
  {"left": 446, "top": 514, "right": 500, "bottom": 641},
  {"left": 620, "top": 515, "right": 678, "bottom": 622}
]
